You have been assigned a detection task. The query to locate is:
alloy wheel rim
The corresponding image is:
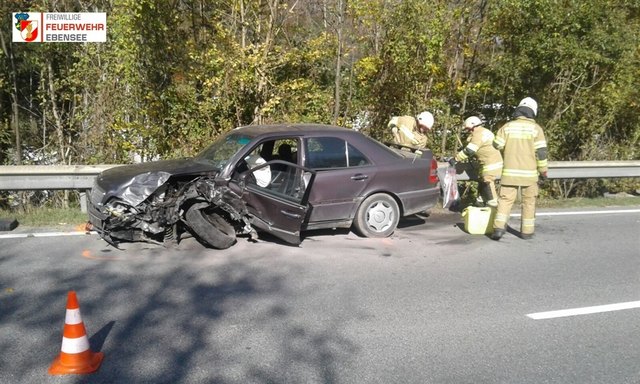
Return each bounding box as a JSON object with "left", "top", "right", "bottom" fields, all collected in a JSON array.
[{"left": 366, "top": 200, "right": 394, "bottom": 232}]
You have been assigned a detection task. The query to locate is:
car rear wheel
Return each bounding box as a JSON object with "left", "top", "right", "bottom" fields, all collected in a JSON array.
[
  {"left": 353, "top": 193, "right": 399, "bottom": 238},
  {"left": 185, "top": 205, "right": 237, "bottom": 249}
]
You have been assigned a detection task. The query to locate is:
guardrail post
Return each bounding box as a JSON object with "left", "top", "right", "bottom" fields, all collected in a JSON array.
[{"left": 80, "top": 190, "right": 88, "bottom": 213}]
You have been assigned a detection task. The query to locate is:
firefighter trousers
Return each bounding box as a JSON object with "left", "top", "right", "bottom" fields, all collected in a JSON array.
[
  {"left": 493, "top": 183, "right": 538, "bottom": 235},
  {"left": 480, "top": 174, "right": 498, "bottom": 206}
]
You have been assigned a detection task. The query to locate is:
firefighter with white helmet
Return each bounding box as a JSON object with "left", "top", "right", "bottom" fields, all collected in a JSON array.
[
  {"left": 517, "top": 97, "right": 538, "bottom": 115},
  {"left": 454, "top": 116, "right": 503, "bottom": 207},
  {"left": 416, "top": 111, "right": 434, "bottom": 131},
  {"left": 491, "top": 96, "right": 548, "bottom": 240},
  {"left": 388, "top": 111, "right": 433, "bottom": 149}
]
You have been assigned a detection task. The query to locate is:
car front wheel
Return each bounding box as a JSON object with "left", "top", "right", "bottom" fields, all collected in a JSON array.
[
  {"left": 185, "top": 205, "right": 237, "bottom": 249},
  {"left": 353, "top": 193, "right": 400, "bottom": 238}
]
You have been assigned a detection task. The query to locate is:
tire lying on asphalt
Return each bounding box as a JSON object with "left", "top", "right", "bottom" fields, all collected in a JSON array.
[
  {"left": 353, "top": 193, "right": 400, "bottom": 238},
  {"left": 185, "top": 205, "right": 237, "bottom": 249}
]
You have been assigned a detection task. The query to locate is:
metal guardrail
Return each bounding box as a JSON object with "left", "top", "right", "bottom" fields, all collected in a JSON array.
[
  {"left": 436, "top": 160, "right": 640, "bottom": 181},
  {"left": 545, "top": 161, "right": 640, "bottom": 178},
  {"left": 0, "top": 161, "right": 639, "bottom": 212},
  {"left": 0, "top": 165, "right": 116, "bottom": 190},
  {"left": 1, "top": 161, "right": 639, "bottom": 191},
  {"left": 0, "top": 165, "right": 117, "bottom": 213}
]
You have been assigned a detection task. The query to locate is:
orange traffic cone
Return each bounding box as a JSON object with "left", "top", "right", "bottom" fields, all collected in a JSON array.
[{"left": 48, "top": 291, "right": 104, "bottom": 375}]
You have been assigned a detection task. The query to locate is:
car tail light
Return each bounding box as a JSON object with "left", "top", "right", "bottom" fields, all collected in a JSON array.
[{"left": 429, "top": 159, "right": 439, "bottom": 184}]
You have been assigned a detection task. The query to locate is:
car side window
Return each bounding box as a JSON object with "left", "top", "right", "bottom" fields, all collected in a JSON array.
[
  {"left": 234, "top": 139, "right": 307, "bottom": 203},
  {"left": 244, "top": 154, "right": 271, "bottom": 187},
  {"left": 347, "top": 143, "right": 370, "bottom": 167},
  {"left": 245, "top": 162, "right": 309, "bottom": 204},
  {"left": 273, "top": 140, "right": 298, "bottom": 164},
  {"left": 304, "top": 137, "right": 370, "bottom": 169},
  {"left": 232, "top": 145, "right": 270, "bottom": 184},
  {"left": 305, "top": 137, "right": 347, "bottom": 169}
]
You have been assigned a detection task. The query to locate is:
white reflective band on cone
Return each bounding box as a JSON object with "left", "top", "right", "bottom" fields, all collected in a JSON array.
[
  {"left": 65, "top": 308, "right": 83, "bottom": 325},
  {"left": 61, "top": 336, "right": 90, "bottom": 354}
]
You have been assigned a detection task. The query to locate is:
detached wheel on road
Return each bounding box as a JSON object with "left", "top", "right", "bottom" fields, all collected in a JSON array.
[
  {"left": 185, "top": 205, "right": 237, "bottom": 249},
  {"left": 353, "top": 193, "right": 400, "bottom": 238}
]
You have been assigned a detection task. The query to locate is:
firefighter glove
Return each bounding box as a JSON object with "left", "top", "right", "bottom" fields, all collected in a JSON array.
[{"left": 538, "top": 171, "right": 548, "bottom": 185}]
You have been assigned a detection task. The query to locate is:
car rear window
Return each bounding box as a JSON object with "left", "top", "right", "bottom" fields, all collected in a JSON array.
[{"left": 304, "top": 137, "right": 371, "bottom": 169}]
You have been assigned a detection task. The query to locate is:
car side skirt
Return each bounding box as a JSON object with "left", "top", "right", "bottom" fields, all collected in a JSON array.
[
  {"left": 396, "top": 187, "right": 440, "bottom": 216},
  {"left": 303, "top": 219, "right": 353, "bottom": 231}
]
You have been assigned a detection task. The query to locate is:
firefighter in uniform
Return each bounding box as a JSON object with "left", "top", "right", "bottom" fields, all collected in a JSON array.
[
  {"left": 454, "top": 116, "right": 503, "bottom": 207},
  {"left": 491, "top": 97, "right": 548, "bottom": 240},
  {"left": 388, "top": 111, "right": 434, "bottom": 149}
]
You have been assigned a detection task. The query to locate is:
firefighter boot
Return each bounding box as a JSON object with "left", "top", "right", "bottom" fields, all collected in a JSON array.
[{"left": 491, "top": 228, "right": 505, "bottom": 241}]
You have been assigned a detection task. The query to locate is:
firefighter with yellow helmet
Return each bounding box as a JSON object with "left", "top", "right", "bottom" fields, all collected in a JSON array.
[
  {"left": 491, "top": 97, "right": 548, "bottom": 240},
  {"left": 454, "top": 116, "right": 503, "bottom": 207},
  {"left": 388, "top": 111, "right": 433, "bottom": 149}
]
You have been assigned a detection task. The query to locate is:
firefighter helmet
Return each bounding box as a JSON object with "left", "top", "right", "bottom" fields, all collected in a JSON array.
[
  {"left": 518, "top": 97, "right": 538, "bottom": 116},
  {"left": 416, "top": 111, "right": 434, "bottom": 129},
  {"left": 463, "top": 116, "right": 483, "bottom": 130}
]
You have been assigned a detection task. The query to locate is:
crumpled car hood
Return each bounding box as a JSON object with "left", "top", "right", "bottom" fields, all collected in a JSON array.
[{"left": 97, "top": 158, "right": 219, "bottom": 207}]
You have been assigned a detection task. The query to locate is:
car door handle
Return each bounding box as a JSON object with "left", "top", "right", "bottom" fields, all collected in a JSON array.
[
  {"left": 281, "top": 210, "right": 301, "bottom": 219},
  {"left": 350, "top": 174, "right": 368, "bottom": 181}
]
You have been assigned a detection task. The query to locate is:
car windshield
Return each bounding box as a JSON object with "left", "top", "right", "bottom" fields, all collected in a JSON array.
[{"left": 195, "top": 132, "right": 254, "bottom": 168}]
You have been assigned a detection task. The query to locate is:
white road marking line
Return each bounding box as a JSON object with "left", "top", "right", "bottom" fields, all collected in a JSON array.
[
  {"left": 0, "top": 231, "right": 96, "bottom": 239},
  {"left": 527, "top": 300, "right": 640, "bottom": 320},
  {"left": 512, "top": 208, "right": 640, "bottom": 217}
]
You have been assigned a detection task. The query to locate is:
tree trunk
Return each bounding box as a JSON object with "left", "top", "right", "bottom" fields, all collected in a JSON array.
[
  {"left": 47, "top": 61, "right": 67, "bottom": 164},
  {"left": 252, "top": 1, "right": 277, "bottom": 124},
  {"left": 0, "top": 28, "right": 22, "bottom": 164},
  {"left": 333, "top": 25, "right": 343, "bottom": 124}
]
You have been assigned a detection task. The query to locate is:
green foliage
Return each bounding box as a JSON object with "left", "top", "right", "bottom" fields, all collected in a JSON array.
[
  {"left": 0, "top": 206, "right": 87, "bottom": 226},
  {"left": 485, "top": 0, "right": 639, "bottom": 161},
  {"left": 1, "top": 0, "right": 638, "bottom": 198}
]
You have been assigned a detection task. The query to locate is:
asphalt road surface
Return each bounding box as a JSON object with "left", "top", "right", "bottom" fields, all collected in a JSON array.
[{"left": 0, "top": 206, "right": 639, "bottom": 384}]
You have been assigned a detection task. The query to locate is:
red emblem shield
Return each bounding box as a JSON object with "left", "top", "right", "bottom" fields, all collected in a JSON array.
[{"left": 20, "top": 20, "right": 38, "bottom": 42}]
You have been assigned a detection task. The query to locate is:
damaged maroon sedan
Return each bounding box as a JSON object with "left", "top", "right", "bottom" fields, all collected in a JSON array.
[{"left": 87, "top": 124, "right": 440, "bottom": 248}]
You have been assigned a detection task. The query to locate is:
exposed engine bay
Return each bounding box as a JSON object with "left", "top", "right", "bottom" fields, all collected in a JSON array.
[{"left": 89, "top": 176, "right": 257, "bottom": 249}]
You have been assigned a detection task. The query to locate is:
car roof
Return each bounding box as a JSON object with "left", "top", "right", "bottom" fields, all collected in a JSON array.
[
  {"left": 233, "top": 123, "right": 354, "bottom": 138},
  {"left": 227, "top": 123, "right": 406, "bottom": 165}
]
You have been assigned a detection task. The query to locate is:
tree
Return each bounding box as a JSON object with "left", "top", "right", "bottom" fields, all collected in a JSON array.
[{"left": 0, "top": 0, "right": 637, "bottom": 200}]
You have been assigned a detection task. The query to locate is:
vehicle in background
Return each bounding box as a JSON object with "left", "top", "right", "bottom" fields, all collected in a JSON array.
[{"left": 87, "top": 124, "right": 440, "bottom": 248}]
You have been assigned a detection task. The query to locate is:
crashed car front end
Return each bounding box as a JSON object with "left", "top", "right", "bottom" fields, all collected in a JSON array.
[
  {"left": 87, "top": 130, "right": 271, "bottom": 248},
  {"left": 88, "top": 170, "right": 255, "bottom": 248},
  {"left": 88, "top": 179, "right": 176, "bottom": 244},
  {"left": 88, "top": 171, "right": 183, "bottom": 245}
]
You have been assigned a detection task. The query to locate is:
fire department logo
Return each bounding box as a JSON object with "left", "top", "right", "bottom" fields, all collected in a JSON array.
[{"left": 14, "top": 13, "right": 39, "bottom": 42}]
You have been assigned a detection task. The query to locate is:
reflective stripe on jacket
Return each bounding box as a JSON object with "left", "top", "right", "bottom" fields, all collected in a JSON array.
[
  {"left": 494, "top": 117, "right": 547, "bottom": 186},
  {"left": 388, "top": 115, "right": 427, "bottom": 148},
  {"left": 456, "top": 126, "right": 503, "bottom": 177}
]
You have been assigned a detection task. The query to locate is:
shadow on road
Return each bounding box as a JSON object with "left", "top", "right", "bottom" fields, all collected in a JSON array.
[{"left": 0, "top": 240, "right": 358, "bottom": 383}]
